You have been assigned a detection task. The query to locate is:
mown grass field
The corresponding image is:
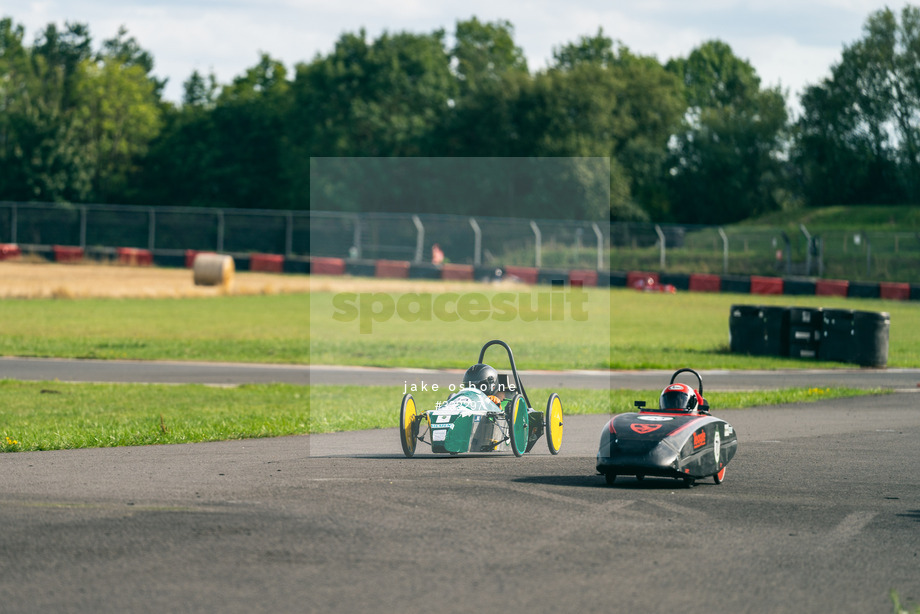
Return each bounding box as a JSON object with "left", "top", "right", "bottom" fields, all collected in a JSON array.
[{"left": 1, "top": 280, "right": 916, "bottom": 369}]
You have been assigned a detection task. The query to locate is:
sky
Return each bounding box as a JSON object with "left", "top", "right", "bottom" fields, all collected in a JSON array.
[{"left": 8, "top": 0, "right": 916, "bottom": 115}]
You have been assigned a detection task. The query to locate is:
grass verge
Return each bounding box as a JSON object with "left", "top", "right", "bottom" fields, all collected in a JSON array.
[
  {"left": 1, "top": 284, "right": 918, "bottom": 368},
  {"left": 0, "top": 380, "right": 886, "bottom": 452}
]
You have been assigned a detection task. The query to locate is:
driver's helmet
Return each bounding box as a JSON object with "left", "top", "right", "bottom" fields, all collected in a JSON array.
[
  {"left": 462, "top": 363, "right": 499, "bottom": 395},
  {"left": 659, "top": 383, "right": 699, "bottom": 411}
]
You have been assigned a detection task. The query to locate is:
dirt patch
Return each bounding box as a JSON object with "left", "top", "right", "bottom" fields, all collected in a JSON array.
[
  {"left": 0, "top": 262, "right": 524, "bottom": 299},
  {"left": 0, "top": 261, "right": 312, "bottom": 299}
]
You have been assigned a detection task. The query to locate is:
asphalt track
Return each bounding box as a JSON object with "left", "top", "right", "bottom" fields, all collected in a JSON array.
[
  {"left": 5, "top": 356, "right": 920, "bottom": 390},
  {"left": 1, "top": 360, "right": 919, "bottom": 613}
]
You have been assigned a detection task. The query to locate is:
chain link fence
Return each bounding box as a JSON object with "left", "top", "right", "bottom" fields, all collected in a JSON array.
[{"left": 1, "top": 202, "right": 918, "bottom": 282}]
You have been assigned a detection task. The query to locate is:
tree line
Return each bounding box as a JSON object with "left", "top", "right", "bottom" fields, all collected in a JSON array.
[{"left": 1, "top": 7, "right": 919, "bottom": 224}]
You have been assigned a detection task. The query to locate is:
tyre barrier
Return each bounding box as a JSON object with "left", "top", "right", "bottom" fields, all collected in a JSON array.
[
  {"left": 53, "top": 245, "right": 84, "bottom": 264},
  {"left": 750, "top": 276, "right": 783, "bottom": 295},
  {"left": 729, "top": 305, "right": 789, "bottom": 357},
  {"left": 503, "top": 265, "right": 539, "bottom": 285},
  {"left": 298, "top": 258, "right": 919, "bottom": 303},
  {"left": 730, "top": 304, "right": 889, "bottom": 367},
  {"left": 374, "top": 259, "right": 410, "bottom": 279},
  {"left": 0, "top": 244, "right": 22, "bottom": 260},
  {"left": 816, "top": 279, "right": 849, "bottom": 297},
  {"left": 249, "top": 253, "right": 284, "bottom": 273},
  {"left": 193, "top": 253, "right": 235, "bottom": 288},
  {"left": 116, "top": 247, "right": 153, "bottom": 266},
  {"left": 689, "top": 273, "right": 721, "bottom": 293}
]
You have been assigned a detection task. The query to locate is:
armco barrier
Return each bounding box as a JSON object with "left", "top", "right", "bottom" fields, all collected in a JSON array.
[
  {"left": 750, "top": 276, "right": 783, "bottom": 295},
  {"left": 880, "top": 282, "right": 910, "bottom": 301},
  {"left": 311, "top": 257, "right": 346, "bottom": 276},
  {"left": 504, "top": 265, "right": 538, "bottom": 284},
  {"left": 659, "top": 273, "right": 690, "bottom": 291},
  {"left": 441, "top": 263, "right": 474, "bottom": 281},
  {"left": 408, "top": 263, "right": 441, "bottom": 280},
  {"left": 689, "top": 273, "right": 721, "bottom": 292},
  {"left": 848, "top": 281, "right": 880, "bottom": 299},
  {"left": 537, "top": 268, "right": 569, "bottom": 286},
  {"left": 782, "top": 278, "right": 816, "bottom": 296},
  {"left": 375, "top": 259, "right": 410, "bottom": 279},
  {"left": 53, "top": 245, "right": 84, "bottom": 263},
  {"left": 569, "top": 269, "right": 598, "bottom": 287},
  {"left": 816, "top": 279, "right": 848, "bottom": 297},
  {"left": 627, "top": 271, "right": 658, "bottom": 288},
  {"left": 0, "top": 244, "right": 22, "bottom": 260},
  {"left": 249, "top": 253, "right": 284, "bottom": 273},
  {"left": 116, "top": 247, "right": 153, "bottom": 266},
  {"left": 720, "top": 275, "right": 751, "bottom": 294}
]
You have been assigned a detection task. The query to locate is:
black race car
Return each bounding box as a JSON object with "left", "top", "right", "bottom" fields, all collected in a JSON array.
[{"left": 597, "top": 368, "right": 738, "bottom": 487}]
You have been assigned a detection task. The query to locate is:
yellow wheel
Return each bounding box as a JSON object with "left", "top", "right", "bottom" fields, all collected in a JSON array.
[
  {"left": 545, "top": 393, "right": 563, "bottom": 455},
  {"left": 507, "top": 394, "right": 528, "bottom": 457},
  {"left": 399, "top": 393, "right": 418, "bottom": 458}
]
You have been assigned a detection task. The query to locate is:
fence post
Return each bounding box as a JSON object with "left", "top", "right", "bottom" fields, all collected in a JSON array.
[
  {"left": 718, "top": 227, "right": 728, "bottom": 274},
  {"left": 216, "top": 210, "right": 224, "bottom": 252},
  {"left": 592, "top": 222, "right": 604, "bottom": 271},
  {"left": 654, "top": 224, "right": 666, "bottom": 270},
  {"left": 10, "top": 204, "right": 17, "bottom": 244},
  {"left": 148, "top": 208, "right": 156, "bottom": 251},
  {"left": 530, "top": 220, "right": 542, "bottom": 268},
  {"left": 469, "top": 217, "right": 482, "bottom": 266},
  {"left": 284, "top": 212, "right": 293, "bottom": 257},
  {"left": 80, "top": 205, "right": 87, "bottom": 249},
  {"left": 412, "top": 215, "right": 424, "bottom": 263},
  {"left": 352, "top": 214, "right": 362, "bottom": 259},
  {"left": 800, "top": 224, "right": 812, "bottom": 275}
]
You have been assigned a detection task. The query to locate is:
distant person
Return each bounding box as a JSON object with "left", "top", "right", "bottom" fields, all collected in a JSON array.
[{"left": 431, "top": 243, "right": 444, "bottom": 265}]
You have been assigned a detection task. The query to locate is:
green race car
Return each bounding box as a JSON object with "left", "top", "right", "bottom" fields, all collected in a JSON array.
[{"left": 399, "top": 340, "right": 564, "bottom": 457}]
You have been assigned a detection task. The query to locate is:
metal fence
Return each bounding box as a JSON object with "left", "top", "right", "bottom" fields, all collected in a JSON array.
[{"left": 1, "top": 202, "right": 918, "bottom": 282}]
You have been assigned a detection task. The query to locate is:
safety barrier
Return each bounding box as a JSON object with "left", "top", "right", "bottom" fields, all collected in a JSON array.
[
  {"left": 249, "top": 253, "right": 284, "bottom": 273},
  {"left": 730, "top": 304, "right": 889, "bottom": 367},
  {"left": 116, "top": 247, "right": 153, "bottom": 266},
  {"left": 0, "top": 244, "right": 21, "bottom": 260},
  {"left": 53, "top": 245, "right": 84, "bottom": 263}
]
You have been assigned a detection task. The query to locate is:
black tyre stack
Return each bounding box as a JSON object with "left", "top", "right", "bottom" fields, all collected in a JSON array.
[
  {"left": 729, "top": 305, "right": 789, "bottom": 356},
  {"left": 730, "top": 305, "right": 889, "bottom": 367},
  {"left": 788, "top": 307, "right": 822, "bottom": 360}
]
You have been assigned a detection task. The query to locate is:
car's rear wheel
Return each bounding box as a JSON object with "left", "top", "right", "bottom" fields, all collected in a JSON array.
[
  {"left": 713, "top": 466, "right": 726, "bottom": 484},
  {"left": 545, "top": 393, "right": 563, "bottom": 455},
  {"left": 507, "top": 394, "right": 528, "bottom": 457},
  {"left": 604, "top": 472, "right": 617, "bottom": 486},
  {"left": 399, "top": 393, "right": 418, "bottom": 458}
]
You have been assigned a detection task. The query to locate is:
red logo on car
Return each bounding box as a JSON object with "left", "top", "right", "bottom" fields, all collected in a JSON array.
[
  {"left": 631, "top": 424, "right": 662, "bottom": 434},
  {"left": 693, "top": 431, "right": 706, "bottom": 448}
]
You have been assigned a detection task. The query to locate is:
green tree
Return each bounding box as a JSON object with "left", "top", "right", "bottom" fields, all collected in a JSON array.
[
  {"left": 0, "top": 17, "right": 92, "bottom": 202},
  {"left": 74, "top": 45, "right": 163, "bottom": 202},
  {"left": 666, "top": 40, "right": 789, "bottom": 224},
  {"left": 794, "top": 6, "right": 920, "bottom": 205},
  {"left": 439, "top": 18, "right": 530, "bottom": 156},
  {"left": 521, "top": 31, "right": 683, "bottom": 221}
]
